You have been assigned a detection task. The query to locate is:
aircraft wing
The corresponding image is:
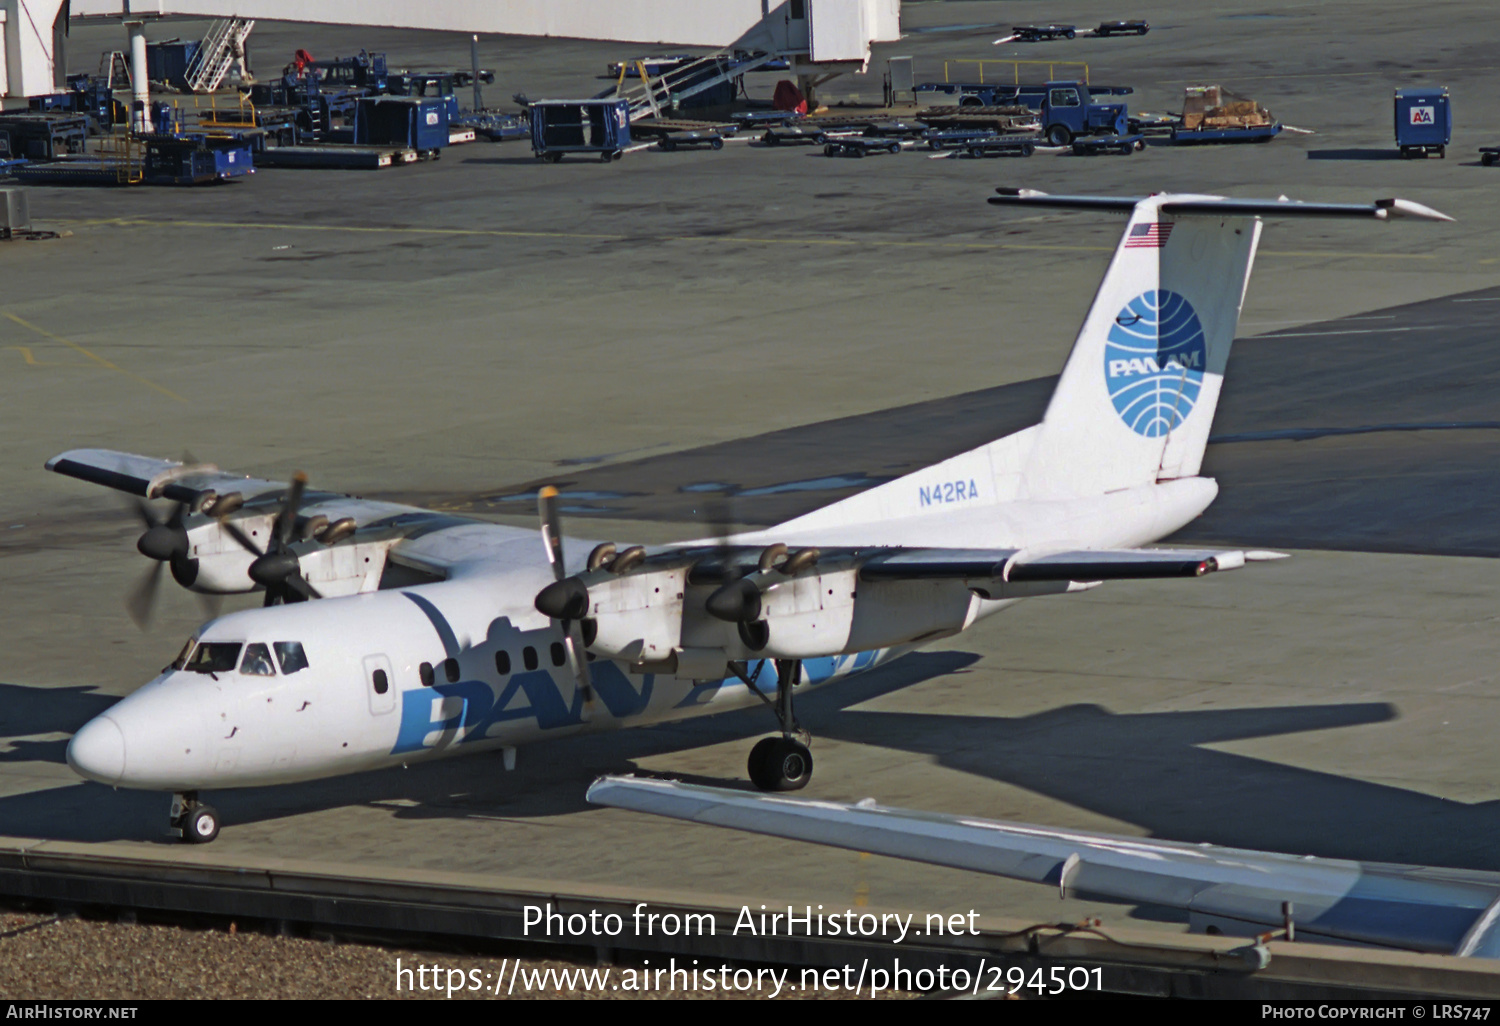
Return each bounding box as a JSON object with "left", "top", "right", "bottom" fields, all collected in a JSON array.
[
  {"left": 587, "top": 777, "right": 1500, "bottom": 958},
  {"left": 46, "top": 448, "right": 290, "bottom": 504},
  {"left": 855, "top": 546, "right": 1272, "bottom": 582}
]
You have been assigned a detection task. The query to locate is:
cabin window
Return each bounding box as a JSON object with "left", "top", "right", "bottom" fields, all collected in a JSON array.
[
  {"left": 523, "top": 646, "right": 538, "bottom": 671},
  {"left": 1049, "top": 88, "right": 1081, "bottom": 107},
  {"left": 240, "top": 643, "right": 276, "bottom": 677},
  {"left": 184, "top": 642, "right": 242, "bottom": 674},
  {"left": 550, "top": 642, "right": 566, "bottom": 667},
  {"left": 419, "top": 662, "right": 435, "bottom": 687},
  {"left": 495, "top": 650, "right": 511, "bottom": 675},
  {"left": 274, "top": 641, "right": 309, "bottom": 675},
  {"left": 443, "top": 658, "right": 460, "bottom": 683},
  {"left": 372, "top": 669, "right": 389, "bottom": 695}
]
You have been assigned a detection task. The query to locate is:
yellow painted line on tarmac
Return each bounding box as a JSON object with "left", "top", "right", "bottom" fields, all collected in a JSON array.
[
  {"left": 2, "top": 312, "right": 187, "bottom": 402},
  {"left": 56, "top": 217, "right": 1436, "bottom": 261}
]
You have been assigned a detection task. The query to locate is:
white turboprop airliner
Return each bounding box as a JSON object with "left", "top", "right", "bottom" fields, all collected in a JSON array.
[{"left": 52, "top": 189, "right": 1450, "bottom": 843}]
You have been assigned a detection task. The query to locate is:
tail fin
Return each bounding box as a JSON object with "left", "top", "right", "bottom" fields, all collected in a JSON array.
[
  {"left": 770, "top": 191, "right": 1450, "bottom": 533},
  {"left": 1020, "top": 194, "right": 1261, "bottom": 497}
]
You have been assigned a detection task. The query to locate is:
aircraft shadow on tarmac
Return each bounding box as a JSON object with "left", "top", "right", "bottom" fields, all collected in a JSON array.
[
  {"left": 410, "top": 285, "right": 1500, "bottom": 558},
  {"left": 0, "top": 683, "right": 118, "bottom": 766}
]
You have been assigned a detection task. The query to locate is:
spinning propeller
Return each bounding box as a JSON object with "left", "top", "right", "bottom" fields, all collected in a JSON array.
[{"left": 127, "top": 497, "right": 219, "bottom": 629}]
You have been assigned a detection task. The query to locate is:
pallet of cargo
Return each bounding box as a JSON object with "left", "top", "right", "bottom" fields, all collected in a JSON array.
[
  {"left": 915, "top": 107, "right": 1039, "bottom": 134},
  {"left": 1071, "top": 133, "right": 1144, "bottom": 155},
  {"left": 256, "top": 145, "right": 415, "bottom": 169}
]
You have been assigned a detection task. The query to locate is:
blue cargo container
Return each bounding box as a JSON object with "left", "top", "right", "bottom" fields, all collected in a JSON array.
[
  {"left": 354, "top": 96, "right": 448, "bottom": 152},
  {"left": 146, "top": 41, "right": 200, "bottom": 90},
  {"left": 1395, "top": 87, "right": 1450, "bottom": 158},
  {"left": 530, "top": 99, "right": 631, "bottom": 162}
]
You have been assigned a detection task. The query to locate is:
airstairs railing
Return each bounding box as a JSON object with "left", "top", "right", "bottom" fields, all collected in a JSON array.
[{"left": 184, "top": 18, "right": 255, "bottom": 93}]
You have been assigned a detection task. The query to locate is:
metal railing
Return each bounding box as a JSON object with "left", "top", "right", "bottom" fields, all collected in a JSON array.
[{"left": 943, "top": 59, "right": 1090, "bottom": 85}]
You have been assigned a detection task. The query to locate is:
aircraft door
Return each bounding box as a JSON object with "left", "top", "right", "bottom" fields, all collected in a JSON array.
[{"left": 363, "top": 654, "right": 396, "bottom": 715}]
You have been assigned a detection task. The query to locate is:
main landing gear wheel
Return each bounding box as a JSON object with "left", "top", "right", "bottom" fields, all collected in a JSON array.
[
  {"left": 749, "top": 737, "right": 813, "bottom": 791},
  {"left": 171, "top": 791, "right": 220, "bottom": 844},
  {"left": 745, "top": 658, "right": 814, "bottom": 792}
]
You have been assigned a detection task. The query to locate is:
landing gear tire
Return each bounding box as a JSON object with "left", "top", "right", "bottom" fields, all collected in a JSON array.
[
  {"left": 749, "top": 737, "right": 813, "bottom": 792},
  {"left": 184, "top": 805, "right": 220, "bottom": 844}
]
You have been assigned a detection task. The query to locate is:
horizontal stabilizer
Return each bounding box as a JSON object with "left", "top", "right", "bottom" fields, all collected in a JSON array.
[
  {"left": 587, "top": 777, "right": 1500, "bottom": 957},
  {"left": 989, "top": 188, "right": 1454, "bottom": 222}
]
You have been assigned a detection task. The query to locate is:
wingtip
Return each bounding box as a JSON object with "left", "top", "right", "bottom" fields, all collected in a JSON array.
[{"left": 1377, "top": 197, "right": 1456, "bottom": 222}]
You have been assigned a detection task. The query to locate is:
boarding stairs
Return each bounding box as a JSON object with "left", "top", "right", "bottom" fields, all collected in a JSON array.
[
  {"left": 98, "top": 50, "right": 131, "bottom": 91},
  {"left": 606, "top": 51, "right": 780, "bottom": 121},
  {"left": 184, "top": 18, "right": 255, "bottom": 93}
]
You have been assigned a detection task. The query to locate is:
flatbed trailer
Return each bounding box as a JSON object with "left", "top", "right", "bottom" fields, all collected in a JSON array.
[
  {"left": 256, "top": 145, "right": 416, "bottom": 169},
  {"left": 1071, "top": 133, "right": 1144, "bottom": 155},
  {"left": 959, "top": 136, "right": 1035, "bottom": 158},
  {"left": 657, "top": 130, "right": 724, "bottom": 151},
  {"left": 924, "top": 128, "right": 997, "bottom": 150},
  {"left": 823, "top": 137, "right": 902, "bottom": 157},
  {"left": 1156, "top": 122, "right": 1281, "bottom": 145},
  {"left": 760, "top": 125, "right": 829, "bottom": 146},
  {"left": 860, "top": 119, "right": 929, "bottom": 139},
  {"left": 1013, "top": 24, "right": 1076, "bottom": 41}
]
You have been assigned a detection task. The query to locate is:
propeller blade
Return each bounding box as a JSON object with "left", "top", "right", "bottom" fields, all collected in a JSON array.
[
  {"left": 125, "top": 561, "right": 165, "bottom": 630},
  {"left": 221, "top": 519, "right": 265, "bottom": 558},
  {"left": 564, "top": 621, "right": 595, "bottom": 716},
  {"left": 274, "top": 472, "right": 308, "bottom": 549},
  {"left": 537, "top": 485, "right": 565, "bottom": 580},
  {"left": 130, "top": 498, "right": 161, "bottom": 531}
]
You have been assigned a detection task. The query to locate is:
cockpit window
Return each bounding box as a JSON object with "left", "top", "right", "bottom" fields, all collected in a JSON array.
[
  {"left": 172, "top": 637, "right": 198, "bottom": 671},
  {"left": 274, "top": 642, "right": 309, "bottom": 675},
  {"left": 241, "top": 643, "right": 276, "bottom": 677},
  {"left": 185, "top": 642, "right": 243, "bottom": 674}
]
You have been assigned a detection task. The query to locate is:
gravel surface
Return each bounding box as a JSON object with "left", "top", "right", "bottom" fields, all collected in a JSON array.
[{"left": 0, "top": 909, "right": 913, "bottom": 999}]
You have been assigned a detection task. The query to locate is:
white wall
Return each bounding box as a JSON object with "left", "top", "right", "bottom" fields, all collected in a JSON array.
[
  {"left": 71, "top": 0, "right": 899, "bottom": 51},
  {"left": 2, "top": 0, "right": 65, "bottom": 102}
]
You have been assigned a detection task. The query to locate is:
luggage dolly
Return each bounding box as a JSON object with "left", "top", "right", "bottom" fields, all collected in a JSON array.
[
  {"left": 658, "top": 130, "right": 724, "bottom": 151},
  {"left": 925, "top": 128, "right": 998, "bottom": 151},
  {"left": 1070, "top": 133, "right": 1145, "bottom": 156},
  {"left": 761, "top": 126, "right": 829, "bottom": 146},
  {"left": 824, "top": 137, "right": 903, "bottom": 157},
  {"left": 961, "top": 137, "right": 1037, "bottom": 158}
]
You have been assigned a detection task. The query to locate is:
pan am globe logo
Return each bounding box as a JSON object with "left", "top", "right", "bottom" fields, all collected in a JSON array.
[{"left": 1104, "top": 290, "right": 1207, "bottom": 438}]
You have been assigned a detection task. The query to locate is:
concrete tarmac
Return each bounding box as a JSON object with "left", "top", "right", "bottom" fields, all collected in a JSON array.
[{"left": 3, "top": 1, "right": 1500, "bottom": 945}]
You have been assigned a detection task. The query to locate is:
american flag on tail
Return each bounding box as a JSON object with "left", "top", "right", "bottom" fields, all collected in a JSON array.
[{"left": 1124, "top": 222, "right": 1173, "bottom": 248}]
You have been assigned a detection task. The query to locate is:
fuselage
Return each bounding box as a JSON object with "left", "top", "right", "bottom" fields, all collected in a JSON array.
[{"left": 66, "top": 476, "right": 1219, "bottom": 793}]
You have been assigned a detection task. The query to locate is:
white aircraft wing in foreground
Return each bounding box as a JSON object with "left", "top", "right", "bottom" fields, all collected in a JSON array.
[
  {"left": 46, "top": 190, "right": 1449, "bottom": 843},
  {"left": 587, "top": 776, "right": 1500, "bottom": 959}
]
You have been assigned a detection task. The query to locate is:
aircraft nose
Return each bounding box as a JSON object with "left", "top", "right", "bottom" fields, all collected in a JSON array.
[{"left": 67, "top": 715, "right": 126, "bottom": 786}]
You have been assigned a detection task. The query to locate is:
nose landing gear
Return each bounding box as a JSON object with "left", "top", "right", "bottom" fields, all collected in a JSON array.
[
  {"left": 170, "top": 791, "right": 220, "bottom": 844},
  {"left": 743, "top": 659, "right": 813, "bottom": 791}
]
